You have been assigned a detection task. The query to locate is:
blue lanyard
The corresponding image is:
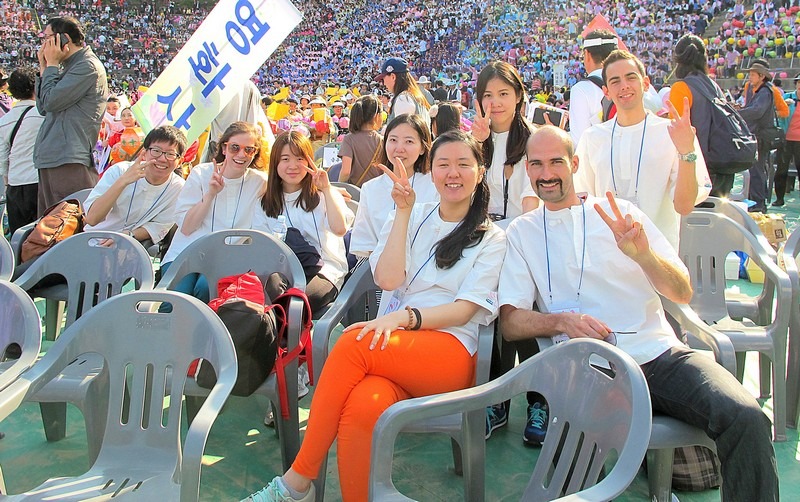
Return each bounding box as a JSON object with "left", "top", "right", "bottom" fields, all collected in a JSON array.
[
  {"left": 404, "top": 203, "right": 441, "bottom": 291},
  {"left": 543, "top": 200, "right": 586, "bottom": 305},
  {"left": 283, "top": 195, "right": 321, "bottom": 244},
  {"left": 609, "top": 114, "right": 647, "bottom": 202},
  {"left": 210, "top": 170, "right": 246, "bottom": 232},
  {"left": 123, "top": 177, "right": 171, "bottom": 232}
]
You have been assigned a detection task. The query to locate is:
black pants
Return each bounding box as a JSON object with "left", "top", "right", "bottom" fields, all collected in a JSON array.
[
  {"left": 6, "top": 183, "right": 38, "bottom": 237},
  {"left": 776, "top": 140, "right": 800, "bottom": 201}
]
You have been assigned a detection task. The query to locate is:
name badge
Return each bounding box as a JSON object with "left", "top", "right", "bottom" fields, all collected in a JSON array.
[{"left": 383, "top": 290, "right": 405, "bottom": 315}]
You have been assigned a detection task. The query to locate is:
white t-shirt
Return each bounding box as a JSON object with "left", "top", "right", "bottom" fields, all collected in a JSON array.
[
  {"left": 499, "top": 196, "right": 685, "bottom": 365},
  {"left": 389, "top": 91, "right": 431, "bottom": 125},
  {"left": 350, "top": 171, "right": 439, "bottom": 257},
  {"left": 370, "top": 202, "right": 507, "bottom": 355},
  {"left": 252, "top": 189, "right": 354, "bottom": 289},
  {"left": 574, "top": 113, "right": 711, "bottom": 249},
  {"left": 163, "top": 163, "right": 268, "bottom": 263},
  {"left": 84, "top": 161, "right": 185, "bottom": 243},
  {"left": 487, "top": 130, "right": 537, "bottom": 219},
  {"left": 568, "top": 69, "right": 606, "bottom": 145}
]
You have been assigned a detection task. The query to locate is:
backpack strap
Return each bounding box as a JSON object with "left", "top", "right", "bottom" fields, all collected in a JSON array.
[
  {"left": 8, "top": 105, "right": 34, "bottom": 150},
  {"left": 585, "top": 74, "right": 604, "bottom": 88},
  {"left": 272, "top": 287, "right": 314, "bottom": 419}
]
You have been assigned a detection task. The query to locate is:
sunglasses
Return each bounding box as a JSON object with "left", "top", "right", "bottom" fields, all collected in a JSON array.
[{"left": 226, "top": 143, "right": 258, "bottom": 156}]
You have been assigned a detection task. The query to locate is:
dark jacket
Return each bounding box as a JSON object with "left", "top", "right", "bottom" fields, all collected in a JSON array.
[
  {"left": 738, "top": 81, "right": 775, "bottom": 136},
  {"left": 34, "top": 45, "right": 108, "bottom": 170}
]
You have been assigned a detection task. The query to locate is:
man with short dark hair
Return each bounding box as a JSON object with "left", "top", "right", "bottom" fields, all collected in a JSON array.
[
  {"left": 35, "top": 15, "right": 108, "bottom": 215},
  {"left": 0, "top": 68, "right": 45, "bottom": 235},
  {"left": 568, "top": 29, "right": 619, "bottom": 145},
  {"left": 432, "top": 79, "right": 448, "bottom": 102},
  {"left": 83, "top": 126, "right": 187, "bottom": 245}
]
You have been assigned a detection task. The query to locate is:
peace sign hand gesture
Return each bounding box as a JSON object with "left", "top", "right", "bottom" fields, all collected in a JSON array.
[
  {"left": 471, "top": 100, "right": 491, "bottom": 142},
  {"left": 209, "top": 161, "right": 226, "bottom": 196},
  {"left": 378, "top": 158, "right": 415, "bottom": 210},
  {"left": 666, "top": 97, "right": 697, "bottom": 157},
  {"left": 594, "top": 192, "right": 650, "bottom": 261},
  {"left": 303, "top": 154, "right": 331, "bottom": 190}
]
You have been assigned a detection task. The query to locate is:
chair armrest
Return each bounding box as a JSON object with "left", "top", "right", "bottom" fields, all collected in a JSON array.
[
  {"left": 10, "top": 222, "right": 35, "bottom": 265},
  {"left": 747, "top": 245, "right": 793, "bottom": 338},
  {"left": 313, "top": 261, "right": 375, "bottom": 382},
  {"left": 661, "top": 296, "right": 737, "bottom": 375}
]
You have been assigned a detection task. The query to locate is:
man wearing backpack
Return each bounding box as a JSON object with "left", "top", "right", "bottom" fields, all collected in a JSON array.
[
  {"left": 574, "top": 50, "right": 711, "bottom": 250},
  {"left": 739, "top": 59, "right": 785, "bottom": 213},
  {"left": 568, "top": 29, "right": 618, "bottom": 145}
]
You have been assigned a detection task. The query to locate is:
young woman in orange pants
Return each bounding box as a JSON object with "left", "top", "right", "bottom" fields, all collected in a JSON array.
[{"left": 243, "top": 130, "right": 507, "bottom": 502}]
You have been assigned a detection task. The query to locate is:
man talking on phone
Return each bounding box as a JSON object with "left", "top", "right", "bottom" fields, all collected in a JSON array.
[{"left": 34, "top": 16, "right": 107, "bottom": 216}]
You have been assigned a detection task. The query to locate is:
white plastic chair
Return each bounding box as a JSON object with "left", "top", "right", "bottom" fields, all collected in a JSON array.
[
  {"left": 779, "top": 227, "right": 800, "bottom": 429},
  {"left": 0, "top": 290, "right": 236, "bottom": 501},
  {"left": 680, "top": 211, "right": 791, "bottom": 441},
  {"left": 156, "top": 229, "right": 307, "bottom": 471},
  {"left": 0, "top": 238, "right": 13, "bottom": 281},
  {"left": 370, "top": 339, "right": 652, "bottom": 501},
  {"left": 313, "top": 261, "right": 495, "bottom": 502},
  {"left": 13, "top": 231, "right": 154, "bottom": 458},
  {"left": 0, "top": 280, "right": 42, "bottom": 391}
]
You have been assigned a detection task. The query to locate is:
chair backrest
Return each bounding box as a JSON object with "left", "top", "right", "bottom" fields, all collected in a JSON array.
[
  {"left": 370, "top": 339, "right": 652, "bottom": 501},
  {"left": 0, "top": 280, "right": 42, "bottom": 390},
  {"left": 157, "top": 229, "right": 306, "bottom": 298},
  {"left": 694, "top": 196, "right": 776, "bottom": 261},
  {"left": 680, "top": 211, "right": 771, "bottom": 323},
  {"left": 13, "top": 231, "right": 155, "bottom": 328},
  {"left": 728, "top": 170, "right": 750, "bottom": 202},
  {"left": 3, "top": 290, "right": 236, "bottom": 500},
  {"left": 331, "top": 182, "right": 361, "bottom": 202},
  {"left": 0, "top": 238, "right": 13, "bottom": 281}
]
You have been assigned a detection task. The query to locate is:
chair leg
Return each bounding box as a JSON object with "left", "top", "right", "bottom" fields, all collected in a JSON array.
[
  {"left": 39, "top": 402, "right": 66, "bottom": 442},
  {"left": 450, "top": 438, "right": 463, "bottom": 476},
  {"left": 771, "top": 352, "right": 787, "bottom": 442},
  {"left": 274, "top": 401, "right": 300, "bottom": 472},
  {"left": 788, "top": 325, "right": 800, "bottom": 428},
  {"left": 735, "top": 352, "right": 747, "bottom": 382},
  {"left": 646, "top": 448, "right": 675, "bottom": 502},
  {"left": 759, "top": 353, "right": 772, "bottom": 399},
  {"left": 462, "top": 409, "right": 486, "bottom": 502},
  {"left": 44, "top": 300, "right": 65, "bottom": 341}
]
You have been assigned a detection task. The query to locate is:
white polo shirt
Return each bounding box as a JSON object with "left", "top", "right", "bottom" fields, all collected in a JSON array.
[
  {"left": 574, "top": 113, "right": 711, "bottom": 249},
  {"left": 84, "top": 161, "right": 185, "bottom": 243},
  {"left": 252, "top": 189, "right": 354, "bottom": 289},
  {"left": 370, "top": 202, "right": 506, "bottom": 355},
  {"left": 350, "top": 171, "right": 439, "bottom": 257},
  {"left": 499, "top": 196, "right": 685, "bottom": 365},
  {"left": 568, "top": 70, "right": 606, "bottom": 145},
  {"left": 163, "top": 163, "right": 268, "bottom": 263}
]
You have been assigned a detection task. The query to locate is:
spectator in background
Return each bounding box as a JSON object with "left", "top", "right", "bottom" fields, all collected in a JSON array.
[
  {"left": 337, "top": 94, "right": 383, "bottom": 186},
  {"left": 0, "top": 68, "right": 44, "bottom": 235},
  {"left": 432, "top": 79, "right": 448, "bottom": 102},
  {"left": 34, "top": 15, "right": 107, "bottom": 215},
  {"left": 417, "top": 75, "right": 435, "bottom": 105},
  {"left": 377, "top": 57, "right": 431, "bottom": 124},
  {"left": 430, "top": 102, "right": 462, "bottom": 137},
  {"left": 0, "top": 69, "right": 11, "bottom": 118}
]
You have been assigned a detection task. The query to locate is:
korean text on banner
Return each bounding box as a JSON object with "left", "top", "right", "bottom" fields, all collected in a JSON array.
[{"left": 132, "top": 0, "right": 302, "bottom": 143}]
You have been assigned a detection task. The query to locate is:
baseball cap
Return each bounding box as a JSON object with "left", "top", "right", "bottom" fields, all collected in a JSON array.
[{"left": 376, "top": 57, "right": 409, "bottom": 81}]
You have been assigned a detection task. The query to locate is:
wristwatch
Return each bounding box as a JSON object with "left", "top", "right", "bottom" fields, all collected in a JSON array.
[{"left": 678, "top": 151, "right": 698, "bottom": 163}]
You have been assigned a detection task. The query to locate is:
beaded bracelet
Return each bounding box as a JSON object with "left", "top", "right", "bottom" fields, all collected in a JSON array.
[{"left": 404, "top": 306, "right": 415, "bottom": 330}]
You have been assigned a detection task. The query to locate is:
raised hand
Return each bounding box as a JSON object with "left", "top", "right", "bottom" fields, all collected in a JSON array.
[
  {"left": 209, "top": 160, "right": 226, "bottom": 196},
  {"left": 594, "top": 192, "right": 650, "bottom": 260},
  {"left": 303, "top": 154, "right": 331, "bottom": 190},
  {"left": 666, "top": 97, "right": 696, "bottom": 156},
  {"left": 471, "top": 100, "right": 491, "bottom": 142},
  {"left": 377, "top": 157, "right": 415, "bottom": 210},
  {"left": 119, "top": 152, "right": 149, "bottom": 185}
]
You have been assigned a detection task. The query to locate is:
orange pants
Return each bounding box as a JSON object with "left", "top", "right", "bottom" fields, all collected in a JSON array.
[{"left": 292, "top": 328, "right": 475, "bottom": 501}]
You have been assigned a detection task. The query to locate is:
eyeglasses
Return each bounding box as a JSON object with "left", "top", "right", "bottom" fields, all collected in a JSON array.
[
  {"left": 147, "top": 147, "right": 180, "bottom": 161},
  {"left": 226, "top": 143, "right": 258, "bottom": 156}
]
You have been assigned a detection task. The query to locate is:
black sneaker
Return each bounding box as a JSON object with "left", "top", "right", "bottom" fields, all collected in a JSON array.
[
  {"left": 485, "top": 403, "right": 508, "bottom": 439},
  {"left": 523, "top": 403, "right": 548, "bottom": 446}
]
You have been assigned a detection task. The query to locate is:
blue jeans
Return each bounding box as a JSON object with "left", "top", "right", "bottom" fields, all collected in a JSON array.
[
  {"left": 641, "top": 347, "right": 779, "bottom": 500},
  {"left": 158, "top": 261, "right": 209, "bottom": 303}
]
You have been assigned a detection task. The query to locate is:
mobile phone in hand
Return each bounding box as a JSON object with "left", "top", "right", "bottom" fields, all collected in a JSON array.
[{"left": 59, "top": 33, "right": 69, "bottom": 48}]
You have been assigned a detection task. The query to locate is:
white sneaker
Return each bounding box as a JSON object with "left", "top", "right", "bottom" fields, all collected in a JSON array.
[{"left": 242, "top": 476, "right": 315, "bottom": 502}]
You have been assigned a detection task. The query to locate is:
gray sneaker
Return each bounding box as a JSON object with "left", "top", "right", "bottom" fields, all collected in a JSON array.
[{"left": 242, "top": 476, "right": 315, "bottom": 502}]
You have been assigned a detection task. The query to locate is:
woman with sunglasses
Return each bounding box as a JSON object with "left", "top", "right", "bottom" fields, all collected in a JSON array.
[{"left": 160, "top": 121, "right": 268, "bottom": 301}]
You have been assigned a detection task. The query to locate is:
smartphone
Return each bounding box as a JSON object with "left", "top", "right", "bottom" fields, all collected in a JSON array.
[
  {"left": 531, "top": 104, "right": 565, "bottom": 128},
  {"left": 58, "top": 33, "right": 69, "bottom": 48}
]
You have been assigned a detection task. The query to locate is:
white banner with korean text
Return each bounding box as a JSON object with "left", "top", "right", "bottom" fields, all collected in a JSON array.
[{"left": 131, "top": 0, "right": 302, "bottom": 143}]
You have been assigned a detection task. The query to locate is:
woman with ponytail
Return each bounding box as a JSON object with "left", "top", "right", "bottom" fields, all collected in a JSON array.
[
  {"left": 242, "top": 130, "right": 506, "bottom": 502},
  {"left": 471, "top": 61, "right": 539, "bottom": 221}
]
